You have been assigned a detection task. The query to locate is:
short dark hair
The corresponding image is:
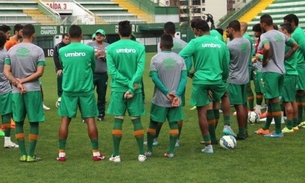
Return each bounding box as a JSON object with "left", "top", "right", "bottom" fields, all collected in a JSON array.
[
  {"left": 281, "top": 23, "right": 293, "bottom": 34},
  {"left": 0, "top": 24, "right": 11, "bottom": 33},
  {"left": 252, "top": 23, "right": 262, "bottom": 32},
  {"left": 0, "top": 31, "right": 7, "bottom": 48},
  {"left": 273, "top": 24, "right": 278, "bottom": 30},
  {"left": 62, "top": 33, "right": 69, "bottom": 39},
  {"left": 283, "top": 14, "right": 299, "bottom": 26},
  {"left": 22, "top": 24, "right": 35, "bottom": 38},
  {"left": 191, "top": 18, "right": 210, "bottom": 32},
  {"left": 228, "top": 20, "right": 240, "bottom": 31},
  {"left": 69, "top": 25, "right": 82, "bottom": 38},
  {"left": 13, "top": 24, "right": 23, "bottom": 33},
  {"left": 215, "top": 28, "right": 223, "bottom": 36},
  {"left": 160, "top": 34, "right": 173, "bottom": 49},
  {"left": 164, "top": 21, "right": 176, "bottom": 35},
  {"left": 118, "top": 20, "right": 131, "bottom": 37},
  {"left": 260, "top": 14, "right": 273, "bottom": 26}
]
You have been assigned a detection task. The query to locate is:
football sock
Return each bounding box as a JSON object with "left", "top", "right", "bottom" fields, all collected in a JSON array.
[
  {"left": 132, "top": 118, "right": 144, "bottom": 155},
  {"left": 155, "top": 122, "right": 163, "bottom": 139},
  {"left": 272, "top": 102, "right": 282, "bottom": 133},
  {"left": 286, "top": 119, "right": 293, "bottom": 130},
  {"left": 28, "top": 122, "right": 39, "bottom": 157},
  {"left": 2, "top": 113, "right": 11, "bottom": 137},
  {"left": 297, "top": 96, "right": 303, "bottom": 123},
  {"left": 263, "top": 102, "right": 272, "bottom": 130},
  {"left": 91, "top": 139, "right": 99, "bottom": 151},
  {"left": 207, "top": 109, "right": 216, "bottom": 142},
  {"left": 112, "top": 118, "right": 123, "bottom": 156},
  {"left": 247, "top": 86, "right": 254, "bottom": 111},
  {"left": 15, "top": 121, "right": 26, "bottom": 156},
  {"left": 293, "top": 118, "right": 298, "bottom": 127},
  {"left": 177, "top": 120, "right": 183, "bottom": 140},
  {"left": 256, "top": 93, "right": 263, "bottom": 106},
  {"left": 302, "top": 95, "right": 305, "bottom": 122},
  {"left": 223, "top": 115, "right": 231, "bottom": 126},
  {"left": 213, "top": 109, "right": 220, "bottom": 129},
  {"left": 203, "top": 135, "right": 211, "bottom": 144},
  {"left": 168, "top": 122, "right": 178, "bottom": 154},
  {"left": 147, "top": 120, "right": 158, "bottom": 152}
]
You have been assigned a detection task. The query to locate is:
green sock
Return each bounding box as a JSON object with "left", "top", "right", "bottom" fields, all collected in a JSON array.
[
  {"left": 168, "top": 122, "right": 178, "bottom": 154},
  {"left": 2, "top": 113, "right": 11, "bottom": 137},
  {"left": 297, "top": 96, "right": 303, "bottom": 123},
  {"left": 155, "top": 122, "right": 163, "bottom": 139},
  {"left": 263, "top": 103, "right": 272, "bottom": 130},
  {"left": 112, "top": 118, "right": 123, "bottom": 156},
  {"left": 271, "top": 102, "right": 282, "bottom": 133},
  {"left": 213, "top": 109, "right": 220, "bottom": 129},
  {"left": 91, "top": 139, "right": 98, "bottom": 150},
  {"left": 293, "top": 118, "right": 298, "bottom": 127},
  {"left": 177, "top": 121, "right": 183, "bottom": 140},
  {"left": 207, "top": 109, "right": 216, "bottom": 142},
  {"left": 147, "top": 120, "right": 158, "bottom": 152},
  {"left": 15, "top": 121, "right": 26, "bottom": 156},
  {"left": 59, "top": 139, "right": 66, "bottom": 150},
  {"left": 203, "top": 135, "right": 211, "bottom": 144},
  {"left": 247, "top": 86, "right": 254, "bottom": 110},
  {"left": 132, "top": 118, "right": 144, "bottom": 155},
  {"left": 223, "top": 115, "right": 230, "bottom": 126},
  {"left": 302, "top": 95, "right": 305, "bottom": 122},
  {"left": 238, "top": 128, "right": 245, "bottom": 137},
  {"left": 286, "top": 119, "right": 293, "bottom": 130},
  {"left": 256, "top": 93, "right": 263, "bottom": 106},
  {"left": 28, "top": 122, "right": 39, "bottom": 157}
]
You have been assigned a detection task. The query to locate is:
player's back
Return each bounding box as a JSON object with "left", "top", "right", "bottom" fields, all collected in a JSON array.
[
  {"left": 292, "top": 27, "right": 305, "bottom": 64},
  {"left": 172, "top": 37, "right": 187, "bottom": 54},
  {"left": 0, "top": 49, "right": 10, "bottom": 94}
]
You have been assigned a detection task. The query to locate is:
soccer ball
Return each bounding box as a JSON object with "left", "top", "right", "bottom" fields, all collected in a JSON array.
[
  {"left": 219, "top": 135, "right": 237, "bottom": 150},
  {"left": 55, "top": 97, "right": 61, "bottom": 108},
  {"left": 248, "top": 111, "right": 260, "bottom": 124}
]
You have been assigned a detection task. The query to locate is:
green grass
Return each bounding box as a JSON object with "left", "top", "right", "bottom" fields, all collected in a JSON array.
[{"left": 1, "top": 53, "right": 305, "bottom": 183}]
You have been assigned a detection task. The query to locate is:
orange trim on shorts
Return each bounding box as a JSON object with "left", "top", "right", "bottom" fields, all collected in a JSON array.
[
  {"left": 15, "top": 133, "right": 25, "bottom": 139},
  {"left": 170, "top": 129, "right": 179, "bottom": 135},
  {"left": 134, "top": 130, "right": 144, "bottom": 136},
  {"left": 147, "top": 128, "right": 156, "bottom": 135},
  {"left": 29, "top": 134, "right": 38, "bottom": 140},
  {"left": 112, "top": 130, "right": 123, "bottom": 136},
  {"left": 272, "top": 111, "right": 282, "bottom": 117}
]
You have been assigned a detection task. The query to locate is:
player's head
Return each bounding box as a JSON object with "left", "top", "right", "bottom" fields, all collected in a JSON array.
[
  {"left": 95, "top": 29, "right": 106, "bottom": 43},
  {"left": 240, "top": 22, "right": 248, "bottom": 34},
  {"left": 226, "top": 20, "right": 240, "bottom": 39},
  {"left": 252, "top": 23, "right": 262, "bottom": 38},
  {"left": 0, "top": 31, "right": 7, "bottom": 49},
  {"left": 118, "top": 20, "right": 131, "bottom": 38},
  {"left": 160, "top": 34, "right": 173, "bottom": 51},
  {"left": 273, "top": 24, "right": 278, "bottom": 30},
  {"left": 22, "top": 24, "right": 35, "bottom": 40},
  {"left": 283, "top": 14, "right": 299, "bottom": 29},
  {"left": 280, "top": 23, "right": 293, "bottom": 36},
  {"left": 62, "top": 33, "right": 70, "bottom": 44},
  {"left": 260, "top": 14, "right": 273, "bottom": 31},
  {"left": 13, "top": 24, "right": 23, "bottom": 39},
  {"left": 215, "top": 28, "right": 224, "bottom": 36},
  {"left": 0, "top": 24, "right": 11, "bottom": 40},
  {"left": 69, "top": 25, "right": 82, "bottom": 40},
  {"left": 163, "top": 21, "right": 176, "bottom": 36},
  {"left": 190, "top": 18, "right": 209, "bottom": 36}
]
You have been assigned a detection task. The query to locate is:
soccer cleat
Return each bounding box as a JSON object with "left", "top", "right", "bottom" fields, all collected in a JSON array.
[
  {"left": 145, "top": 151, "right": 152, "bottom": 157},
  {"left": 152, "top": 139, "right": 159, "bottom": 146},
  {"left": 57, "top": 156, "right": 66, "bottom": 162},
  {"left": 282, "top": 127, "right": 294, "bottom": 133},
  {"left": 27, "top": 155, "right": 41, "bottom": 162},
  {"left": 92, "top": 154, "right": 105, "bottom": 161},
  {"left": 201, "top": 145, "right": 214, "bottom": 154},
  {"left": 219, "top": 109, "right": 223, "bottom": 113},
  {"left": 109, "top": 155, "right": 121, "bottom": 163},
  {"left": 264, "top": 132, "right": 283, "bottom": 138},
  {"left": 43, "top": 104, "right": 50, "bottom": 110},
  {"left": 255, "top": 128, "right": 270, "bottom": 135},
  {"left": 175, "top": 139, "right": 180, "bottom": 147},
  {"left": 223, "top": 125, "right": 237, "bottom": 137},
  {"left": 4, "top": 141, "right": 19, "bottom": 148},
  {"left": 0, "top": 130, "right": 4, "bottom": 137},
  {"left": 164, "top": 153, "right": 174, "bottom": 158},
  {"left": 189, "top": 106, "right": 197, "bottom": 110},
  {"left": 293, "top": 126, "right": 299, "bottom": 131},
  {"left": 19, "top": 155, "right": 27, "bottom": 162},
  {"left": 236, "top": 134, "right": 246, "bottom": 140},
  {"left": 298, "top": 121, "right": 305, "bottom": 128},
  {"left": 138, "top": 154, "right": 147, "bottom": 162}
]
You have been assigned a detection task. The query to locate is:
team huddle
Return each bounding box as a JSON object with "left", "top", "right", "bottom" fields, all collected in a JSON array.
[{"left": 1, "top": 13, "right": 305, "bottom": 163}]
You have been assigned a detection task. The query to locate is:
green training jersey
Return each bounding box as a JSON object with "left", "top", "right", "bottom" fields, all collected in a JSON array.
[
  {"left": 210, "top": 30, "right": 224, "bottom": 43},
  {"left": 59, "top": 42, "right": 95, "bottom": 95},
  {"left": 106, "top": 39, "right": 145, "bottom": 93},
  {"left": 292, "top": 26, "right": 305, "bottom": 65},
  {"left": 179, "top": 34, "right": 229, "bottom": 85},
  {"left": 284, "top": 38, "right": 298, "bottom": 75}
]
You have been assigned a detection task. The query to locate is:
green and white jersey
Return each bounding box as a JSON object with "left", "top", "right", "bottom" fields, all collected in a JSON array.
[
  {"left": 259, "top": 30, "right": 294, "bottom": 74},
  {"left": 87, "top": 41, "right": 109, "bottom": 73},
  {"left": 4, "top": 43, "right": 45, "bottom": 93},
  {"left": 292, "top": 26, "right": 305, "bottom": 65},
  {"left": 227, "top": 37, "right": 251, "bottom": 84},
  {"left": 0, "top": 49, "right": 10, "bottom": 95},
  {"left": 210, "top": 30, "right": 224, "bottom": 42},
  {"left": 59, "top": 42, "right": 95, "bottom": 95},
  {"left": 150, "top": 51, "right": 186, "bottom": 107},
  {"left": 157, "top": 37, "right": 187, "bottom": 54},
  {"left": 284, "top": 38, "right": 298, "bottom": 76},
  {"left": 179, "top": 34, "right": 229, "bottom": 85},
  {"left": 106, "top": 39, "right": 145, "bottom": 93}
]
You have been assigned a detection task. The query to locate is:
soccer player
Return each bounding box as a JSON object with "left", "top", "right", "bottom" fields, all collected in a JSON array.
[
  {"left": 4, "top": 24, "right": 45, "bottom": 162},
  {"left": 87, "top": 29, "right": 109, "bottom": 121},
  {"left": 283, "top": 14, "right": 305, "bottom": 127},
  {"left": 226, "top": 20, "right": 251, "bottom": 140},
  {"left": 0, "top": 24, "right": 11, "bottom": 40},
  {"left": 53, "top": 33, "right": 70, "bottom": 107},
  {"left": 0, "top": 31, "right": 19, "bottom": 147},
  {"left": 279, "top": 23, "right": 299, "bottom": 133},
  {"left": 152, "top": 21, "right": 188, "bottom": 147},
  {"left": 146, "top": 34, "right": 186, "bottom": 158},
  {"left": 106, "top": 20, "right": 146, "bottom": 162},
  {"left": 5, "top": 24, "right": 23, "bottom": 51},
  {"left": 179, "top": 19, "right": 229, "bottom": 153},
  {"left": 56, "top": 25, "right": 104, "bottom": 162},
  {"left": 255, "top": 14, "right": 298, "bottom": 137}
]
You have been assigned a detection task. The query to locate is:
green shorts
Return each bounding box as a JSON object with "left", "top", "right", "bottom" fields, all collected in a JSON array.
[
  {"left": 12, "top": 91, "right": 45, "bottom": 122},
  {"left": 262, "top": 72, "right": 284, "bottom": 99},
  {"left": 253, "top": 71, "right": 264, "bottom": 93},
  {"left": 228, "top": 83, "right": 247, "bottom": 105},
  {"left": 0, "top": 92, "right": 12, "bottom": 115},
  {"left": 107, "top": 92, "right": 145, "bottom": 117},
  {"left": 150, "top": 103, "right": 184, "bottom": 123},
  {"left": 191, "top": 83, "right": 226, "bottom": 107},
  {"left": 296, "top": 65, "right": 305, "bottom": 90},
  {"left": 58, "top": 91, "right": 98, "bottom": 118},
  {"left": 282, "top": 75, "right": 297, "bottom": 102}
]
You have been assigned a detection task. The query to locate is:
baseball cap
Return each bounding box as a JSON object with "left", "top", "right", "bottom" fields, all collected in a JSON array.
[
  {"left": 91, "top": 33, "right": 96, "bottom": 39},
  {"left": 95, "top": 29, "right": 106, "bottom": 36}
]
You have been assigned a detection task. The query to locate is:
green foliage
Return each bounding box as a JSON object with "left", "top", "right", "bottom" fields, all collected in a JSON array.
[{"left": 1, "top": 53, "right": 305, "bottom": 183}]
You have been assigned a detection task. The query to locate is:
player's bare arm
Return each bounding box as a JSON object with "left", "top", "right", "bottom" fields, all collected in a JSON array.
[
  {"left": 285, "top": 42, "right": 299, "bottom": 60},
  {"left": 19, "top": 66, "right": 44, "bottom": 84},
  {"left": 3, "top": 64, "right": 26, "bottom": 93},
  {"left": 262, "top": 43, "right": 270, "bottom": 67}
]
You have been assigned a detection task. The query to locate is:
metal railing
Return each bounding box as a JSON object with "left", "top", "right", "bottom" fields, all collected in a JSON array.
[{"left": 38, "top": 0, "right": 61, "bottom": 24}]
